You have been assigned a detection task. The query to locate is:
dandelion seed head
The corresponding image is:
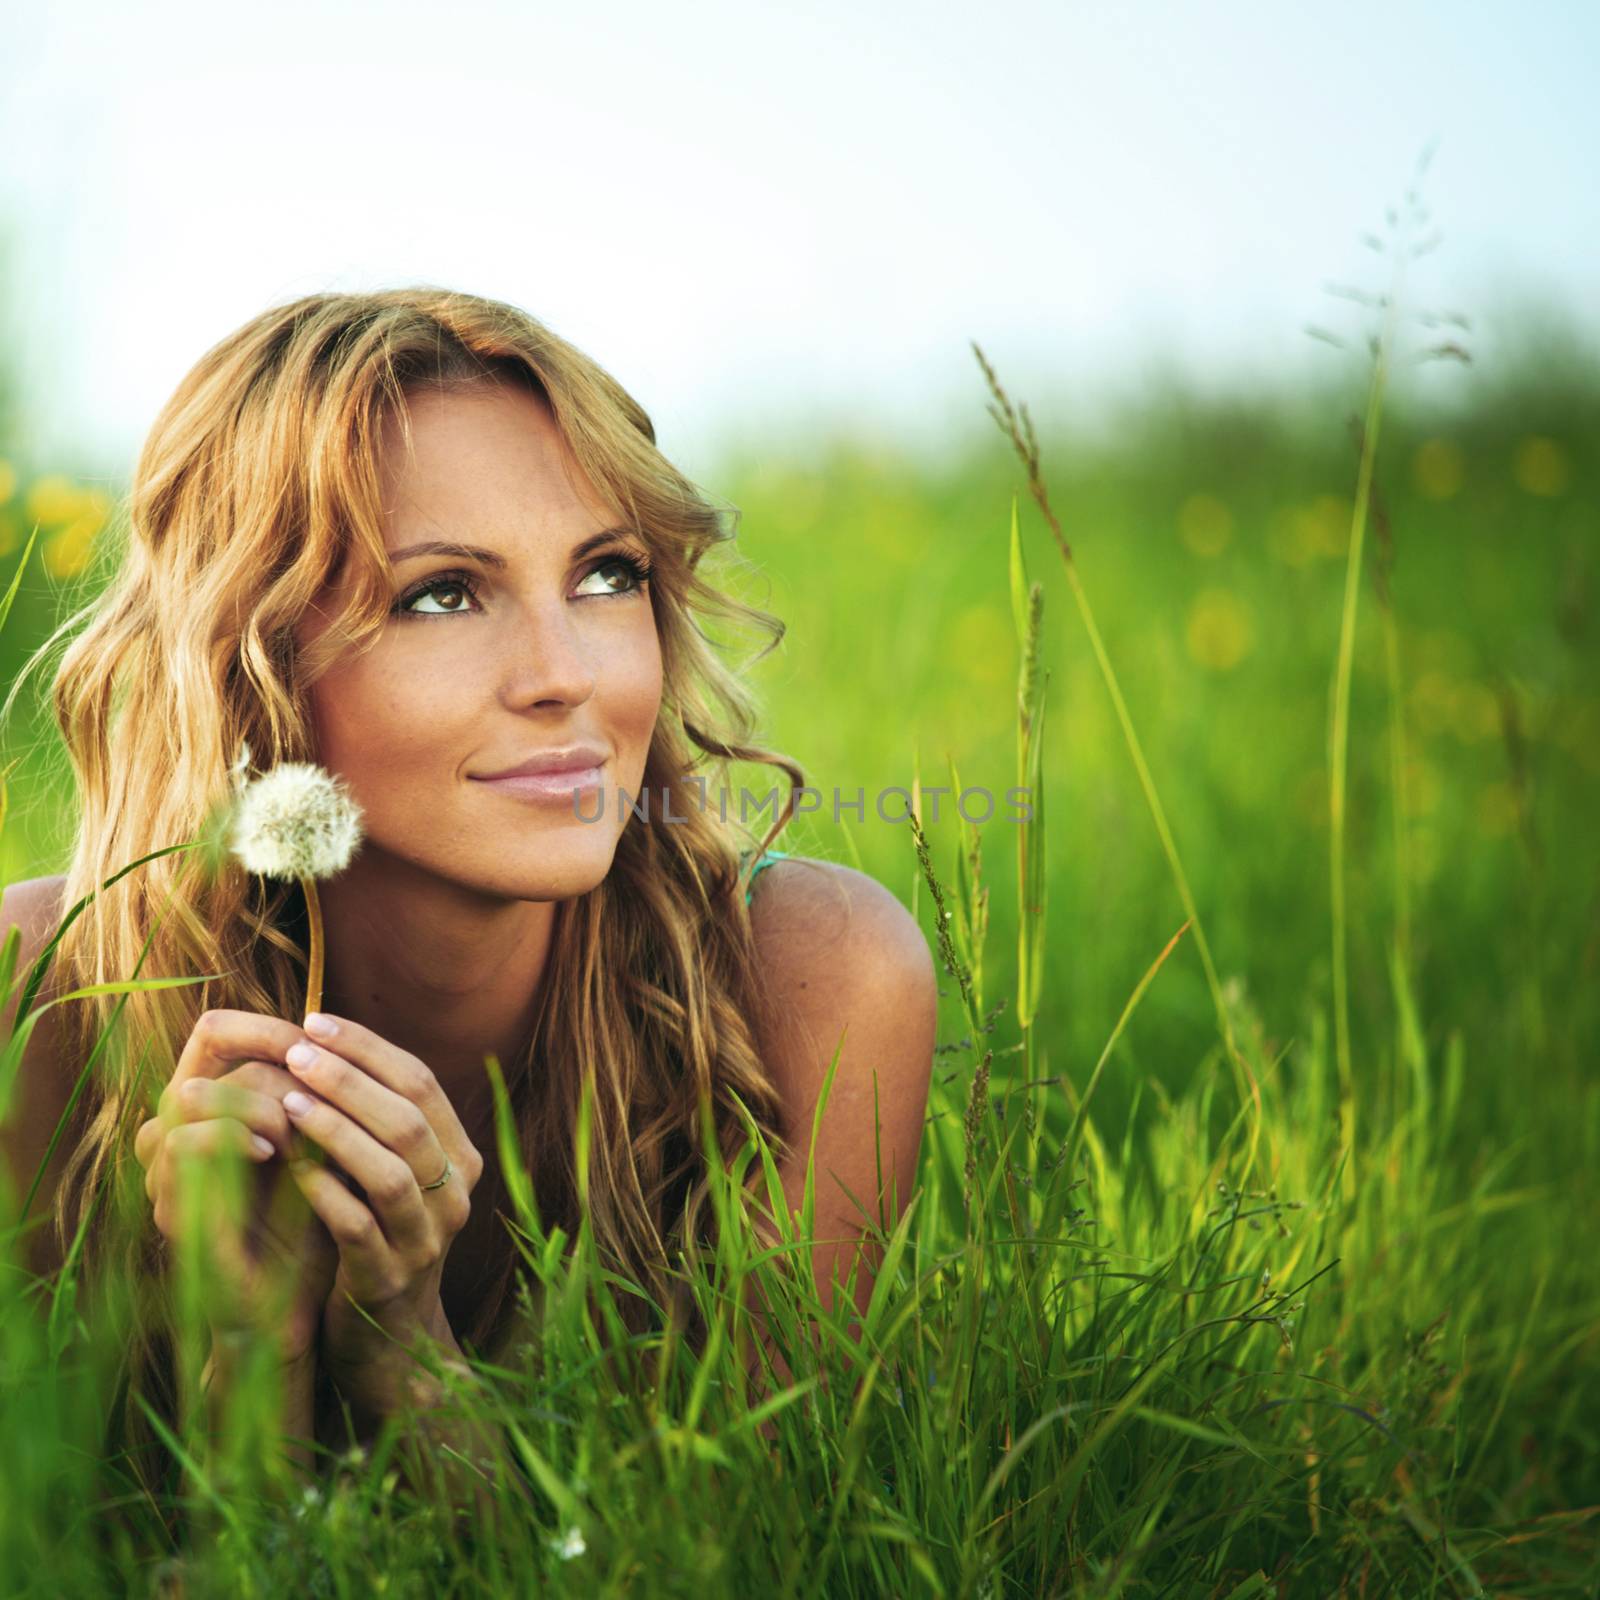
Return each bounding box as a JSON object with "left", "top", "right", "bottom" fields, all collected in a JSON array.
[{"left": 229, "top": 761, "right": 364, "bottom": 880}]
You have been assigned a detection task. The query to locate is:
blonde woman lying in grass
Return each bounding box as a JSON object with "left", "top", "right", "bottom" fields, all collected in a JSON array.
[{"left": 0, "top": 287, "right": 936, "bottom": 1512}]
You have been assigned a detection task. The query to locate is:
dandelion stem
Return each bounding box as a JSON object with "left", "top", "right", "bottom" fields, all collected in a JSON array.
[
  {"left": 225, "top": 743, "right": 360, "bottom": 1018},
  {"left": 302, "top": 874, "right": 326, "bottom": 1019}
]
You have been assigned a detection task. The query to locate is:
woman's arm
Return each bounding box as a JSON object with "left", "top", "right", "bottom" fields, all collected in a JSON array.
[
  {"left": 737, "top": 860, "right": 938, "bottom": 1419},
  {"left": 319, "top": 1303, "right": 516, "bottom": 1523},
  {"left": 201, "top": 1335, "right": 320, "bottom": 1484},
  {"left": 0, "top": 875, "right": 75, "bottom": 1283}
]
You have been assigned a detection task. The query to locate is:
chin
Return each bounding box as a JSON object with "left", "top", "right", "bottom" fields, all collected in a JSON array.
[{"left": 508, "top": 834, "right": 620, "bottom": 896}]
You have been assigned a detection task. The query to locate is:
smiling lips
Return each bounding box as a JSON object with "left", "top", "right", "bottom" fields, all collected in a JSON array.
[
  {"left": 471, "top": 744, "right": 608, "bottom": 781},
  {"left": 469, "top": 755, "right": 607, "bottom": 804}
]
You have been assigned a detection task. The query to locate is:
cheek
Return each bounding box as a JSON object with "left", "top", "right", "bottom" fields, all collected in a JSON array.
[
  {"left": 309, "top": 658, "right": 469, "bottom": 782},
  {"left": 609, "top": 623, "right": 664, "bottom": 739}
]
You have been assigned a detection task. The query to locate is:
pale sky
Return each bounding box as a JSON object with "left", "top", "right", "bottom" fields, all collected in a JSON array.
[{"left": 1, "top": 0, "right": 1594, "bottom": 484}]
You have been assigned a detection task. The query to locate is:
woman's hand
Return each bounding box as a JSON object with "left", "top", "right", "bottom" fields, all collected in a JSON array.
[
  {"left": 273, "top": 1013, "right": 485, "bottom": 1414},
  {"left": 133, "top": 1010, "right": 341, "bottom": 1366}
]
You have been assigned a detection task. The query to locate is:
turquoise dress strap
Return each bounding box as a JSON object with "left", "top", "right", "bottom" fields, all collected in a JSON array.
[{"left": 741, "top": 847, "right": 791, "bottom": 906}]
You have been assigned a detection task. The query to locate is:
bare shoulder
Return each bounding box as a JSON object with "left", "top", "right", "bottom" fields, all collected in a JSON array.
[
  {"left": 1, "top": 873, "right": 76, "bottom": 1274},
  {"left": 747, "top": 855, "right": 935, "bottom": 1006},
  {"left": 745, "top": 855, "right": 937, "bottom": 1176},
  {"left": 1, "top": 873, "right": 70, "bottom": 1027}
]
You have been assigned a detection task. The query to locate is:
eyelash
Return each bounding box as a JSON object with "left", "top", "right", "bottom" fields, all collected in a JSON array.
[{"left": 391, "top": 551, "right": 655, "bottom": 620}]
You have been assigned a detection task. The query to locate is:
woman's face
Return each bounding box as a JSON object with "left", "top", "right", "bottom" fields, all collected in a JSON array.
[{"left": 295, "top": 379, "right": 664, "bottom": 904}]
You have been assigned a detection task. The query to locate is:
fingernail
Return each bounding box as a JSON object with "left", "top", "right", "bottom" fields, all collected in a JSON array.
[
  {"left": 251, "top": 1135, "right": 275, "bottom": 1158},
  {"left": 284, "top": 1090, "right": 314, "bottom": 1117},
  {"left": 286, "top": 1041, "right": 318, "bottom": 1071},
  {"left": 304, "top": 1013, "right": 337, "bottom": 1039}
]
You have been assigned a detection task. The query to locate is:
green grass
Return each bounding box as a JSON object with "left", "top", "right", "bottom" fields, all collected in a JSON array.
[{"left": 2, "top": 264, "right": 1598, "bottom": 1591}]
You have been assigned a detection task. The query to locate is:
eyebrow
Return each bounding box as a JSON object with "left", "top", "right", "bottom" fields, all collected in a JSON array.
[{"left": 387, "top": 528, "right": 641, "bottom": 569}]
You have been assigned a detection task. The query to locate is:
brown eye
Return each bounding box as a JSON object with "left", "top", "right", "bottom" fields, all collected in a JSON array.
[
  {"left": 393, "top": 572, "right": 483, "bottom": 618},
  {"left": 576, "top": 552, "right": 654, "bottom": 598}
]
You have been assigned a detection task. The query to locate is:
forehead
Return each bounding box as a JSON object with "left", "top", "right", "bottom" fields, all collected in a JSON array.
[{"left": 378, "top": 382, "right": 609, "bottom": 536}]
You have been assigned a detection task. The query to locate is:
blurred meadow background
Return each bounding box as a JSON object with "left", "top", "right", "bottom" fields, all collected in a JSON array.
[{"left": 4, "top": 2, "right": 1599, "bottom": 1594}]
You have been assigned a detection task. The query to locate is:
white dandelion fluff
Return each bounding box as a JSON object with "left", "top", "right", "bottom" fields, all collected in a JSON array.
[
  {"left": 226, "top": 739, "right": 364, "bottom": 1017},
  {"left": 229, "top": 760, "right": 364, "bottom": 880}
]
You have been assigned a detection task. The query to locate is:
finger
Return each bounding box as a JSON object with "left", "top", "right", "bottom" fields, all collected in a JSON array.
[
  {"left": 134, "top": 1116, "right": 163, "bottom": 1171},
  {"left": 141, "top": 1076, "right": 316, "bottom": 1203},
  {"left": 219, "top": 1061, "right": 302, "bottom": 1094},
  {"left": 172, "top": 1077, "right": 294, "bottom": 1159},
  {"left": 219, "top": 1061, "right": 331, "bottom": 1163},
  {"left": 171, "top": 1007, "right": 316, "bottom": 1094},
  {"left": 151, "top": 1116, "right": 275, "bottom": 1212},
  {"left": 282, "top": 1090, "right": 435, "bottom": 1250},
  {"left": 284, "top": 1040, "right": 451, "bottom": 1188},
  {"left": 151, "top": 1117, "right": 273, "bottom": 1240},
  {"left": 286, "top": 1159, "right": 397, "bottom": 1297},
  {"left": 298, "top": 1013, "right": 475, "bottom": 1161}
]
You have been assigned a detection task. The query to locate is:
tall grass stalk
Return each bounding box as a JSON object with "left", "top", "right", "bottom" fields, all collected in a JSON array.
[
  {"left": 1010, "top": 495, "right": 1049, "bottom": 1169},
  {"left": 1325, "top": 146, "right": 1453, "bottom": 1202},
  {"left": 1327, "top": 253, "right": 1401, "bottom": 1201},
  {"left": 970, "top": 342, "right": 1265, "bottom": 1179}
]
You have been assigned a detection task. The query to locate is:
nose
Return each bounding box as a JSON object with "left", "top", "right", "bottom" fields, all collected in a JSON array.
[{"left": 503, "top": 604, "right": 599, "bottom": 709}]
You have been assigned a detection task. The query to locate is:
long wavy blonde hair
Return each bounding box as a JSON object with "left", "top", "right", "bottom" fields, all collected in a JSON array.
[{"left": 7, "top": 286, "right": 806, "bottom": 1495}]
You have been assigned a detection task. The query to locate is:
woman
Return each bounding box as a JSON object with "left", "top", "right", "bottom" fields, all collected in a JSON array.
[{"left": 0, "top": 287, "right": 937, "bottom": 1500}]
